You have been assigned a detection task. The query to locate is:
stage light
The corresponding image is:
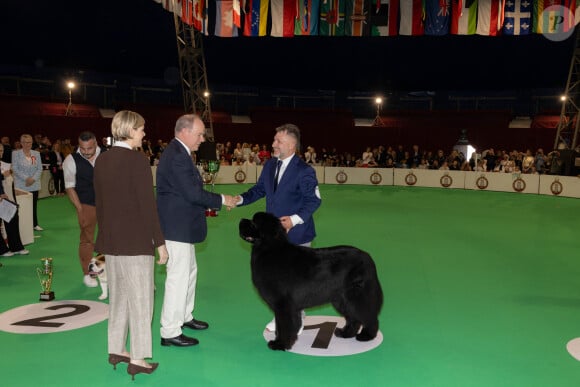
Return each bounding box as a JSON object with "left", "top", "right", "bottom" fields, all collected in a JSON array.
[
  {"left": 372, "top": 97, "right": 384, "bottom": 126},
  {"left": 203, "top": 90, "right": 210, "bottom": 98},
  {"left": 65, "top": 81, "right": 76, "bottom": 116}
]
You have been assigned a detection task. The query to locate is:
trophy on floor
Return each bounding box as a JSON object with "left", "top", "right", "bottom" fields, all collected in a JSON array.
[
  {"left": 37, "top": 257, "right": 54, "bottom": 301},
  {"left": 202, "top": 159, "right": 221, "bottom": 217}
]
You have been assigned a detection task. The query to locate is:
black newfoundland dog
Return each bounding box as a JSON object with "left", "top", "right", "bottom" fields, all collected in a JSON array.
[{"left": 239, "top": 212, "right": 383, "bottom": 351}]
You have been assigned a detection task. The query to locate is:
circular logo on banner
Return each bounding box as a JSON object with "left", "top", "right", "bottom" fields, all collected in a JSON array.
[
  {"left": 0, "top": 300, "right": 108, "bottom": 334},
  {"left": 370, "top": 171, "right": 382, "bottom": 185},
  {"left": 440, "top": 173, "right": 453, "bottom": 188},
  {"left": 263, "top": 315, "right": 382, "bottom": 357},
  {"left": 404, "top": 172, "right": 417, "bottom": 186},
  {"left": 234, "top": 170, "right": 247, "bottom": 183},
  {"left": 336, "top": 170, "right": 348, "bottom": 184},
  {"left": 476, "top": 175, "right": 489, "bottom": 190},
  {"left": 512, "top": 178, "right": 526, "bottom": 192},
  {"left": 550, "top": 179, "right": 563, "bottom": 195}
]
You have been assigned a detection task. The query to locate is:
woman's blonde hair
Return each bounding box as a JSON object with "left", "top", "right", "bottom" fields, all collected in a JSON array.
[{"left": 111, "top": 110, "right": 145, "bottom": 141}]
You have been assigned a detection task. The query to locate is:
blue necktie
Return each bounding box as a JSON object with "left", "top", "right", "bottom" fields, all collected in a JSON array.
[{"left": 273, "top": 159, "right": 282, "bottom": 191}]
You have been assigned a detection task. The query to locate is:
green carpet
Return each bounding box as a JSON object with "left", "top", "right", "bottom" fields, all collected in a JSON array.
[{"left": 1, "top": 185, "right": 580, "bottom": 386}]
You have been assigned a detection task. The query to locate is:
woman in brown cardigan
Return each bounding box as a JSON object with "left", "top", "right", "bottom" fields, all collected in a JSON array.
[{"left": 94, "top": 110, "right": 168, "bottom": 380}]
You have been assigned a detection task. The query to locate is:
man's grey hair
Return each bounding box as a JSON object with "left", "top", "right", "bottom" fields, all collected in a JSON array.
[
  {"left": 175, "top": 114, "right": 202, "bottom": 134},
  {"left": 276, "top": 123, "right": 301, "bottom": 152}
]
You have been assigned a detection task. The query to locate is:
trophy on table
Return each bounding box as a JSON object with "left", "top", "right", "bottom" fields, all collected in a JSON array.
[
  {"left": 202, "top": 159, "right": 221, "bottom": 216},
  {"left": 37, "top": 257, "right": 55, "bottom": 301}
]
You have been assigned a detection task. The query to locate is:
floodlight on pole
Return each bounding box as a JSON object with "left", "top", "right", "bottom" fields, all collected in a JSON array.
[
  {"left": 372, "top": 96, "right": 385, "bottom": 126},
  {"left": 65, "top": 81, "right": 76, "bottom": 116}
]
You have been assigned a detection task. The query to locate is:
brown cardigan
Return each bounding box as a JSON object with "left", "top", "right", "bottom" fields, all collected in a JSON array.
[{"left": 94, "top": 147, "right": 165, "bottom": 256}]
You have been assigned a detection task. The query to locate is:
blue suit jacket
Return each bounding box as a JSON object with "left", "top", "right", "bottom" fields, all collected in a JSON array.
[
  {"left": 156, "top": 139, "right": 222, "bottom": 244},
  {"left": 241, "top": 155, "right": 321, "bottom": 245}
]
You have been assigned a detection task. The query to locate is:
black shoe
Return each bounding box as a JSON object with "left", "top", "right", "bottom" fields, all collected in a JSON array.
[
  {"left": 182, "top": 318, "right": 209, "bottom": 330},
  {"left": 160, "top": 334, "right": 199, "bottom": 347}
]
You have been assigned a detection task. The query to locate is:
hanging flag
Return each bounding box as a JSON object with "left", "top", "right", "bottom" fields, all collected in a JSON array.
[
  {"left": 182, "top": 0, "right": 194, "bottom": 25},
  {"left": 295, "top": 0, "right": 321, "bottom": 35},
  {"left": 502, "top": 0, "right": 531, "bottom": 35},
  {"left": 370, "top": 0, "right": 399, "bottom": 36},
  {"left": 320, "top": 0, "right": 347, "bottom": 36},
  {"left": 243, "top": 0, "right": 270, "bottom": 36},
  {"left": 154, "top": 0, "right": 182, "bottom": 14},
  {"left": 345, "top": 0, "right": 371, "bottom": 36},
  {"left": 399, "top": 0, "right": 425, "bottom": 35},
  {"left": 424, "top": 0, "right": 451, "bottom": 35},
  {"left": 215, "top": 0, "right": 239, "bottom": 37},
  {"left": 476, "top": 0, "right": 504, "bottom": 35},
  {"left": 271, "top": 0, "right": 297, "bottom": 37},
  {"left": 233, "top": 0, "right": 242, "bottom": 27},
  {"left": 533, "top": 0, "right": 576, "bottom": 34},
  {"left": 183, "top": 0, "right": 209, "bottom": 33},
  {"left": 450, "top": 0, "right": 477, "bottom": 35}
]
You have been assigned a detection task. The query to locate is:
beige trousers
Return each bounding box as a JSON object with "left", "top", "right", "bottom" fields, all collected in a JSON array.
[
  {"left": 160, "top": 240, "right": 197, "bottom": 339},
  {"left": 107, "top": 255, "right": 154, "bottom": 360}
]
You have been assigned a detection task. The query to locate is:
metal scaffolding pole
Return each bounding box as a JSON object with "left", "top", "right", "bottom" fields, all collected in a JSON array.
[
  {"left": 554, "top": 28, "right": 580, "bottom": 151},
  {"left": 173, "top": 14, "right": 214, "bottom": 141}
]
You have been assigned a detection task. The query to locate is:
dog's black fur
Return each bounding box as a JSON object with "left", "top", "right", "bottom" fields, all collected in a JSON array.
[{"left": 239, "top": 212, "right": 383, "bottom": 351}]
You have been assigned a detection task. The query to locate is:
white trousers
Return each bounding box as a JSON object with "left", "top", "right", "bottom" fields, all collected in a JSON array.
[
  {"left": 107, "top": 255, "right": 154, "bottom": 360},
  {"left": 160, "top": 240, "right": 198, "bottom": 338}
]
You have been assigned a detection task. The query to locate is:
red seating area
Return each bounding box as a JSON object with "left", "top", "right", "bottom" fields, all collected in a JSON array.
[
  {"left": 0, "top": 95, "right": 559, "bottom": 153},
  {"left": 216, "top": 108, "right": 558, "bottom": 153},
  {"left": 0, "top": 95, "right": 102, "bottom": 118}
]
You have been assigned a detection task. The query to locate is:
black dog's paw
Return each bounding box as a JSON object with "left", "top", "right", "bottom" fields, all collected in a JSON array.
[
  {"left": 356, "top": 331, "right": 376, "bottom": 342},
  {"left": 267, "top": 340, "right": 288, "bottom": 351},
  {"left": 334, "top": 327, "right": 356, "bottom": 339}
]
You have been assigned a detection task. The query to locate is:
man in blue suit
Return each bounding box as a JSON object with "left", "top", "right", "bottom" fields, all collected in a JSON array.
[
  {"left": 157, "top": 114, "right": 237, "bottom": 347},
  {"left": 236, "top": 123, "right": 322, "bottom": 331}
]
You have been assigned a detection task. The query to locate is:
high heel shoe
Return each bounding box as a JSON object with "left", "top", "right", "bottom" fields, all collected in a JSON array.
[
  {"left": 127, "top": 362, "right": 159, "bottom": 380},
  {"left": 108, "top": 354, "right": 130, "bottom": 370}
]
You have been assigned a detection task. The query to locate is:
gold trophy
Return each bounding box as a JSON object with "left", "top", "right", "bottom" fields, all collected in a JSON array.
[
  {"left": 37, "top": 257, "right": 54, "bottom": 301},
  {"left": 202, "top": 159, "right": 221, "bottom": 217}
]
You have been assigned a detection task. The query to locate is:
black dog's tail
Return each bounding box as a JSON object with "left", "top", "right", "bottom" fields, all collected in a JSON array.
[{"left": 347, "top": 255, "right": 383, "bottom": 309}]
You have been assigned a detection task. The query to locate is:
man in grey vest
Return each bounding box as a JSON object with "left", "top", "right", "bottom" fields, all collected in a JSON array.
[{"left": 63, "top": 131, "right": 101, "bottom": 287}]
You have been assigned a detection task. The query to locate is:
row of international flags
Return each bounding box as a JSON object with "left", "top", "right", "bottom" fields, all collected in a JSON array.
[{"left": 153, "top": 0, "right": 579, "bottom": 37}]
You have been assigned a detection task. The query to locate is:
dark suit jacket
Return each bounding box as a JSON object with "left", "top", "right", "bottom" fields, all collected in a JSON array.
[
  {"left": 241, "top": 155, "right": 321, "bottom": 245},
  {"left": 156, "top": 139, "right": 222, "bottom": 244}
]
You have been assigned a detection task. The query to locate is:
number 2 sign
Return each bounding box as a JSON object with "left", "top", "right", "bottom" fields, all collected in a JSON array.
[{"left": 0, "top": 300, "right": 108, "bottom": 334}]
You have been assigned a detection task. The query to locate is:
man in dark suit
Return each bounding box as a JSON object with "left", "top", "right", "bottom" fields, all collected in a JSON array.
[
  {"left": 235, "top": 123, "right": 322, "bottom": 331},
  {"left": 156, "top": 114, "right": 237, "bottom": 348}
]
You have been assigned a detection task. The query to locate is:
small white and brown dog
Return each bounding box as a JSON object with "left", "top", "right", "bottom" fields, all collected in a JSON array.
[{"left": 88, "top": 255, "right": 107, "bottom": 300}]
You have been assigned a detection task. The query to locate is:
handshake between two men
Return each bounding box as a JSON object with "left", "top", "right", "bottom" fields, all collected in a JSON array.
[{"left": 222, "top": 195, "right": 241, "bottom": 210}]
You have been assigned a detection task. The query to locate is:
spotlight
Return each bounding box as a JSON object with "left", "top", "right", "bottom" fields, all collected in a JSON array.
[
  {"left": 65, "top": 81, "right": 76, "bottom": 116},
  {"left": 372, "top": 96, "right": 384, "bottom": 126}
]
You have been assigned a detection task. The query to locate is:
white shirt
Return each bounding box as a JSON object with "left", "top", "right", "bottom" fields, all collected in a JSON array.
[
  {"left": 63, "top": 146, "right": 101, "bottom": 189},
  {"left": 173, "top": 137, "right": 227, "bottom": 205}
]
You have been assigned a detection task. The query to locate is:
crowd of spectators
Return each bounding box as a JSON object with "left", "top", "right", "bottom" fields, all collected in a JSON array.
[
  {"left": 207, "top": 142, "right": 566, "bottom": 176},
  {"left": 4, "top": 135, "right": 570, "bottom": 177}
]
